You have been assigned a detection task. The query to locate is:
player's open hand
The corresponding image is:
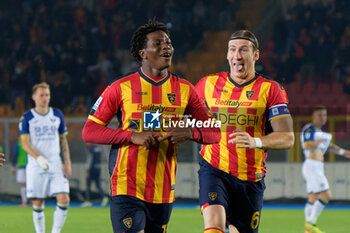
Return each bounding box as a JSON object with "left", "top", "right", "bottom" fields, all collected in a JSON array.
[
  {"left": 131, "top": 132, "right": 163, "bottom": 150},
  {"left": 228, "top": 130, "right": 256, "bottom": 149},
  {"left": 158, "top": 127, "right": 192, "bottom": 145},
  {"left": 0, "top": 153, "right": 5, "bottom": 167}
]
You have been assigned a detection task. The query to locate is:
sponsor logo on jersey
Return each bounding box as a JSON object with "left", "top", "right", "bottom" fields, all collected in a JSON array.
[
  {"left": 135, "top": 91, "right": 148, "bottom": 95},
  {"left": 214, "top": 99, "right": 252, "bottom": 107},
  {"left": 129, "top": 119, "right": 140, "bottom": 131},
  {"left": 213, "top": 113, "right": 259, "bottom": 126},
  {"left": 137, "top": 104, "right": 176, "bottom": 112},
  {"left": 216, "top": 88, "right": 228, "bottom": 93},
  {"left": 143, "top": 110, "right": 161, "bottom": 130}
]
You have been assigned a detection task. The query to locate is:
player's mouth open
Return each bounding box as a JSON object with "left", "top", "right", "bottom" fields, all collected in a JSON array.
[
  {"left": 160, "top": 52, "right": 172, "bottom": 58},
  {"left": 234, "top": 63, "right": 244, "bottom": 72}
]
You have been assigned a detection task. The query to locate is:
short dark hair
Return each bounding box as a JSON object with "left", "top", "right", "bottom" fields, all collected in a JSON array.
[
  {"left": 312, "top": 105, "right": 327, "bottom": 114},
  {"left": 130, "top": 19, "right": 170, "bottom": 63},
  {"left": 229, "top": 30, "right": 259, "bottom": 51}
]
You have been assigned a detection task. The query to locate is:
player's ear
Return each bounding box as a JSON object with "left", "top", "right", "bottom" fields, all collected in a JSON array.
[
  {"left": 139, "top": 49, "right": 146, "bottom": 60},
  {"left": 253, "top": 49, "right": 259, "bottom": 61}
]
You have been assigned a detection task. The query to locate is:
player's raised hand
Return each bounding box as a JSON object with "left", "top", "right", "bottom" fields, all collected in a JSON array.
[
  {"left": 158, "top": 127, "right": 192, "bottom": 145},
  {"left": 228, "top": 130, "right": 256, "bottom": 149},
  {"left": 131, "top": 132, "right": 163, "bottom": 150}
]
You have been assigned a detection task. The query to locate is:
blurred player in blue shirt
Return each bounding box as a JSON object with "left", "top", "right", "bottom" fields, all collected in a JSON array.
[
  {"left": 19, "top": 82, "right": 71, "bottom": 233},
  {"left": 301, "top": 105, "right": 350, "bottom": 233}
]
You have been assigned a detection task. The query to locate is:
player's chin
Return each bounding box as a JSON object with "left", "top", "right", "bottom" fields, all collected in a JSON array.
[{"left": 159, "top": 64, "right": 171, "bottom": 71}]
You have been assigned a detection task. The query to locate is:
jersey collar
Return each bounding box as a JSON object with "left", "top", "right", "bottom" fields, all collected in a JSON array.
[
  {"left": 138, "top": 68, "right": 170, "bottom": 86},
  {"left": 228, "top": 73, "right": 257, "bottom": 88}
]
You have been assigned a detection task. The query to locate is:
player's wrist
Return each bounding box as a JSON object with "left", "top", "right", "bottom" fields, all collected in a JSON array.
[
  {"left": 253, "top": 137, "right": 262, "bottom": 149},
  {"left": 338, "top": 148, "right": 345, "bottom": 156},
  {"left": 36, "top": 155, "right": 49, "bottom": 170}
]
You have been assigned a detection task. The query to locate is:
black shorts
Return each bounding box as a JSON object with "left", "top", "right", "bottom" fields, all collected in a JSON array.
[
  {"left": 110, "top": 195, "right": 173, "bottom": 233},
  {"left": 198, "top": 159, "right": 265, "bottom": 233}
]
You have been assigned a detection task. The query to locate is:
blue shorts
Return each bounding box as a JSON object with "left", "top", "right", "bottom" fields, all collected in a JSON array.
[
  {"left": 198, "top": 159, "right": 265, "bottom": 233},
  {"left": 110, "top": 195, "right": 172, "bottom": 233}
]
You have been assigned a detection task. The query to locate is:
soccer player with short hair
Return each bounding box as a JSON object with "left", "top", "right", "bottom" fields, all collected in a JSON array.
[
  {"left": 195, "top": 30, "right": 295, "bottom": 233},
  {"left": 82, "top": 19, "right": 221, "bottom": 233},
  {"left": 19, "top": 82, "right": 71, "bottom": 233},
  {"left": 301, "top": 105, "right": 350, "bottom": 233}
]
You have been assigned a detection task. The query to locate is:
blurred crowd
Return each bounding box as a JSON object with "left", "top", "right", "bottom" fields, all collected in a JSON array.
[
  {"left": 1, "top": 0, "right": 349, "bottom": 116},
  {"left": 0, "top": 0, "right": 239, "bottom": 115},
  {"left": 260, "top": 0, "right": 350, "bottom": 91}
]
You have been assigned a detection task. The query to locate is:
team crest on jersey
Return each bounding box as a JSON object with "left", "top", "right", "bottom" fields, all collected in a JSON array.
[
  {"left": 208, "top": 192, "right": 217, "bottom": 201},
  {"left": 246, "top": 91, "right": 255, "bottom": 99},
  {"left": 167, "top": 93, "right": 176, "bottom": 104},
  {"left": 123, "top": 217, "right": 132, "bottom": 228}
]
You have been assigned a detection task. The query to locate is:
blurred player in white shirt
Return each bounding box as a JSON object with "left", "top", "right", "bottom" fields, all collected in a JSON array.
[
  {"left": 19, "top": 82, "right": 71, "bottom": 233},
  {"left": 301, "top": 105, "right": 350, "bottom": 233}
]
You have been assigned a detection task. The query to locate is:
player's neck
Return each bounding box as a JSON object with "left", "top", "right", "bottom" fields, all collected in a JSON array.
[
  {"left": 312, "top": 122, "right": 322, "bottom": 129},
  {"left": 231, "top": 72, "right": 255, "bottom": 84},
  {"left": 34, "top": 106, "right": 49, "bottom": 115},
  {"left": 141, "top": 66, "right": 168, "bottom": 78}
]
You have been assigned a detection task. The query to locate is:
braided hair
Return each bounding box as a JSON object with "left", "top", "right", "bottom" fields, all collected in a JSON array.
[{"left": 130, "top": 19, "right": 170, "bottom": 63}]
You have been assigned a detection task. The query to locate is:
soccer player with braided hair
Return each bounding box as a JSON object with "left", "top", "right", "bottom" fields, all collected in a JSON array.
[{"left": 83, "top": 19, "right": 220, "bottom": 233}]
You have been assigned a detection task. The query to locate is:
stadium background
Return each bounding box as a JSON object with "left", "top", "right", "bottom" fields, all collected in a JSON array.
[{"left": 0, "top": 0, "right": 350, "bottom": 204}]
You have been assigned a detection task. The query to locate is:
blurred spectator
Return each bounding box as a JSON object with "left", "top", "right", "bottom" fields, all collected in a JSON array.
[
  {"left": 0, "top": 59, "right": 11, "bottom": 105},
  {"left": 88, "top": 52, "right": 114, "bottom": 82},
  {"left": 81, "top": 143, "right": 108, "bottom": 207},
  {"left": 11, "top": 139, "right": 28, "bottom": 207},
  {"left": 10, "top": 60, "right": 28, "bottom": 115}
]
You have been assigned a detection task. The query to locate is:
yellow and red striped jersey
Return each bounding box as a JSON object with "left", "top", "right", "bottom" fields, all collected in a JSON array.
[
  {"left": 196, "top": 72, "right": 290, "bottom": 182},
  {"left": 88, "top": 68, "right": 215, "bottom": 203}
]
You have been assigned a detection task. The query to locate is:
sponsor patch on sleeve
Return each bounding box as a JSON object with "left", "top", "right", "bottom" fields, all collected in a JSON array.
[
  {"left": 268, "top": 104, "right": 290, "bottom": 121},
  {"left": 92, "top": 97, "right": 103, "bottom": 111}
]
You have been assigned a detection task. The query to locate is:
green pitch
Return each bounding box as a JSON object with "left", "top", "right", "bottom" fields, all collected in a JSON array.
[{"left": 0, "top": 206, "right": 349, "bottom": 233}]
